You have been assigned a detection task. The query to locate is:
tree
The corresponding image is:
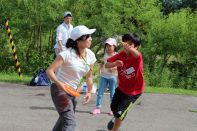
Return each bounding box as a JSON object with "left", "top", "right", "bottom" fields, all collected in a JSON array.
[{"left": 160, "top": 0, "right": 197, "bottom": 14}]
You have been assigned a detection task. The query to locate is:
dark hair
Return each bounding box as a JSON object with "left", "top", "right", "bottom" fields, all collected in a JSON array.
[
  {"left": 66, "top": 35, "right": 91, "bottom": 56},
  {"left": 77, "top": 34, "right": 91, "bottom": 41},
  {"left": 122, "top": 33, "right": 141, "bottom": 47},
  {"left": 66, "top": 38, "right": 80, "bottom": 56}
]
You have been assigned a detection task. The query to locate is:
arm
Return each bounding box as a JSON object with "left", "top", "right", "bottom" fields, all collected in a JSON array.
[
  {"left": 56, "top": 26, "right": 64, "bottom": 51},
  {"left": 123, "top": 43, "right": 140, "bottom": 58},
  {"left": 47, "top": 56, "right": 64, "bottom": 90},
  {"left": 105, "top": 52, "right": 123, "bottom": 68},
  {"left": 83, "top": 64, "right": 94, "bottom": 104},
  {"left": 99, "top": 58, "right": 104, "bottom": 74},
  {"left": 105, "top": 60, "right": 123, "bottom": 68},
  {"left": 58, "top": 40, "right": 63, "bottom": 51},
  {"left": 99, "top": 58, "right": 104, "bottom": 67}
]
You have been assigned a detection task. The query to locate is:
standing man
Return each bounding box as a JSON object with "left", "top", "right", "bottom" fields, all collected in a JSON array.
[{"left": 54, "top": 11, "right": 73, "bottom": 55}]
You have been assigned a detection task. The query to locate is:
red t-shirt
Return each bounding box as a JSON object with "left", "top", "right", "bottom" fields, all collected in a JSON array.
[{"left": 107, "top": 51, "right": 144, "bottom": 96}]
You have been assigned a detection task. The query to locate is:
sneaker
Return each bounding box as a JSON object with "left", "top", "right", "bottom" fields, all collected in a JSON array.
[
  {"left": 108, "top": 111, "right": 113, "bottom": 116},
  {"left": 107, "top": 117, "right": 114, "bottom": 130},
  {"left": 91, "top": 108, "right": 101, "bottom": 115}
]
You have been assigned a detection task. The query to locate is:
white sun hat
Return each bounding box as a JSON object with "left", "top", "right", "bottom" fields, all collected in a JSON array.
[
  {"left": 70, "top": 25, "right": 96, "bottom": 41},
  {"left": 105, "top": 38, "right": 117, "bottom": 46}
]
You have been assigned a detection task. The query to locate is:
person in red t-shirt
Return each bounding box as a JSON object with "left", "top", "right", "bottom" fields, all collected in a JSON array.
[{"left": 106, "top": 33, "right": 145, "bottom": 131}]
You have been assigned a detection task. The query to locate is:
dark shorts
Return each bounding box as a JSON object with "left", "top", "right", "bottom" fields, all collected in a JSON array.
[{"left": 111, "top": 88, "right": 141, "bottom": 121}]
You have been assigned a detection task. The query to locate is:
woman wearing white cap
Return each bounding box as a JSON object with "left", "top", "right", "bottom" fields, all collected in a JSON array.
[
  {"left": 47, "top": 25, "right": 96, "bottom": 131},
  {"left": 91, "top": 38, "right": 118, "bottom": 116}
]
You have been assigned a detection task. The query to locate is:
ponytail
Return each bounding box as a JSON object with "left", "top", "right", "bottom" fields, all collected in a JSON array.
[
  {"left": 66, "top": 38, "right": 75, "bottom": 48},
  {"left": 66, "top": 38, "right": 80, "bottom": 56}
]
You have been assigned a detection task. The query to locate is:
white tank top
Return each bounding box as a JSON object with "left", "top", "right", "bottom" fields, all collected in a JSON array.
[{"left": 100, "top": 53, "right": 117, "bottom": 78}]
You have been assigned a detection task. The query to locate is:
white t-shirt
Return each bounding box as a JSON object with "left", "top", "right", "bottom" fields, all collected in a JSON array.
[
  {"left": 54, "top": 22, "right": 73, "bottom": 50},
  {"left": 56, "top": 48, "right": 96, "bottom": 90}
]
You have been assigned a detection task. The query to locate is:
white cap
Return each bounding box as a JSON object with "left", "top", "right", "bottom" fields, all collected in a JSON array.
[
  {"left": 64, "top": 11, "right": 72, "bottom": 17},
  {"left": 70, "top": 25, "right": 96, "bottom": 41},
  {"left": 105, "top": 38, "right": 117, "bottom": 46}
]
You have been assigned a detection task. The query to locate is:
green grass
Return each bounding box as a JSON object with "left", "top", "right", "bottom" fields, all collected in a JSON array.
[
  {"left": 0, "top": 72, "right": 32, "bottom": 85},
  {"left": 145, "top": 86, "right": 197, "bottom": 97},
  {"left": 189, "top": 109, "right": 197, "bottom": 113},
  {"left": 0, "top": 72, "right": 197, "bottom": 97}
]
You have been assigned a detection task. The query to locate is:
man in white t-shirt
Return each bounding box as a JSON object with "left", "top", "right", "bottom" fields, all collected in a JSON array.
[{"left": 54, "top": 11, "right": 73, "bottom": 55}]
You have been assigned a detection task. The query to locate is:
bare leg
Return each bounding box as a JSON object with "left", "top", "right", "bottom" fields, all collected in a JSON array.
[{"left": 112, "top": 117, "right": 122, "bottom": 131}]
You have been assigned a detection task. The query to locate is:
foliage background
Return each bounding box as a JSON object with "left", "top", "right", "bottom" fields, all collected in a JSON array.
[{"left": 0, "top": 0, "right": 196, "bottom": 90}]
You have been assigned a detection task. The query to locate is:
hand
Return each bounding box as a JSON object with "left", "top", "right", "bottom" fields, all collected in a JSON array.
[
  {"left": 115, "top": 60, "right": 123, "bottom": 67},
  {"left": 56, "top": 81, "right": 65, "bottom": 91},
  {"left": 123, "top": 43, "right": 133, "bottom": 52},
  {"left": 123, "top": 43, "right": 140, "bottom": 58},
  {"left": 83, "top": 92, "right": 91, "bottom": 105},
  {"left": 108, "top": 67, "right": 117, "bottom": 73}
]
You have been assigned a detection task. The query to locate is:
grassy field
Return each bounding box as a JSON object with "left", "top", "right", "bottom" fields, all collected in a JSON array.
[
  {"left": 0, "top": 72, "right": 32, "bottom": 85},
  {"left": 189, "top": 109, "right": 197, "bottom": 112},
  {"left": 0, "top": 72, "right": 197, "bottom": 97},
  {"left": 145, "top": 86, "right": 197, "bottom": 97}
]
